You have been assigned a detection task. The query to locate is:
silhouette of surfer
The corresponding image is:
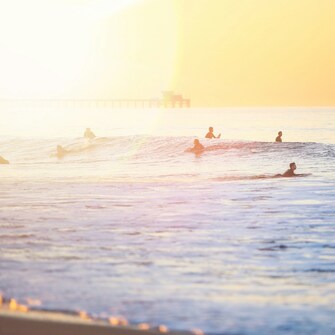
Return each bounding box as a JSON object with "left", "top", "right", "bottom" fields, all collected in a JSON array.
[
  {"left": 192, "top": 139, "right": 204, "bottom": 151},
  {"left": 84, "top": 128, "right": 96, "bottom": 140},
  {"left": 282, "top": 162, "right": 296, "bottom": 177},
  {"left": 275, "top": 131, "right": 283, "bottom": 142},
  {"left": 0, "top": 155, "right": 9, "bottom": 164},
  {"left": 205, "top": 127, "right": 221, "bottom": 139},
  {"left": 185, "top": 139, "right": 205, "bottom": 155},
  {"left": 275, "top": 162, "right": 309, "bottom": 177},
  {"left": 56, "top": 145, "right": 68, "bottom": 159}
]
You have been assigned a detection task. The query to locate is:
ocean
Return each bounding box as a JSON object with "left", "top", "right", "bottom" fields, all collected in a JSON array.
[{"left": 0, "top": 107, "right": 335, "bottom": 335}]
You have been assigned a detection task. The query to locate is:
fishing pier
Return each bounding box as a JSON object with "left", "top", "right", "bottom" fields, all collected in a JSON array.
[{"left": 0, "top": 92, "right": 190, "bottom": 109}]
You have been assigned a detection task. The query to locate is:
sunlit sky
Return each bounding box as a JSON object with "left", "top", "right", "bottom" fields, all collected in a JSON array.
[{"left": 0, "top": 0, "right": 334, "bottom": 106}]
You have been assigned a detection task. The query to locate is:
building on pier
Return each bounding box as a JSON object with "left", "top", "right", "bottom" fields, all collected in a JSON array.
[{"left": 161, "top": 91, "right": 190, "bottom": 108}]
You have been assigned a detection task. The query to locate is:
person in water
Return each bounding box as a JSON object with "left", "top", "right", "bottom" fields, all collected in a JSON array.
[
  {"left": 192, "top": 139, "right": 205, "bottom": 152},
  {"left": 84, "top": 128, "right": 96, "bottom": 140},
  {"left": 56, "top": 145, "right": 68, "bottom": 158},
  {"left": 274, "top": 162, "right": 309, "bottom": 178},
  {"left": 282, "top": 162, "right": 296, "bottom": 177},
  {"left": 205, "top": 127, "right": 221, "bottom": 139},
  {"left": 0, "top": 155, "right": 9, "bottom": 164},
  {"left": 275, "top": 131, "right": 283, "bottom": 142}
]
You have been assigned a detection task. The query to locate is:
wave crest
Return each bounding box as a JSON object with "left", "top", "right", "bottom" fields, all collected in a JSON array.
[{"left": 0, "top": 136, "right": 334, "bottom": 163}]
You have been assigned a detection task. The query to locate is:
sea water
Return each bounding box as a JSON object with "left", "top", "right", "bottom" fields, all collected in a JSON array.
[{"left": 0, "top": 107, "right": 335, "bottom": 335}]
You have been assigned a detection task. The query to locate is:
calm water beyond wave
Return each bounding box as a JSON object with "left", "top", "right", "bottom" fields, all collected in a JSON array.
[{"left": 0, "top": 108, "right": 335, "bottom": 334}]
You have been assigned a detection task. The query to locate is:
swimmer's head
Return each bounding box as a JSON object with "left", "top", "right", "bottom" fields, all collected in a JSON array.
[
  {"left": 289, "top": 162, "right": 296, "bottom": 170},
  {"left": 209, "top": 127, "right": 213, "bottom": 132},
  {"left": 194, "top": 139, "right": 200, "bottom": 145},
  {"left": 278, "top": 131, "right": 282, "bottom": 136}
]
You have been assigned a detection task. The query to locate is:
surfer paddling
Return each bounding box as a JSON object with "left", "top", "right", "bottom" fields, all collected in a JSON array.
[
  {"left": 276, "top": 162, "right": 309, "bottom": 178},
  {"left": 282, "top": 162, "right": 296, "bottom": 177}
]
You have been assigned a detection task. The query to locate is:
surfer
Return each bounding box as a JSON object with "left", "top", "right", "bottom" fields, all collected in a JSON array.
[
  {"left": 274, "top": 162, "right": 310, "bottom": 178},
  {"left": 282, "top": 162, "right": 296, "bottom": 177},
  {"left": 84, "top": 128, "right": 96, "bottom": 140},
  {"left": 191, "top": 139, "right": 205, "bottom": 153},
  {"left": 275, "top": 131, "right": 283, "bottom": 142},
  {"left": 185, "top": 139, "right": 205, "bottom": 154},
  {"left": 205, "top": 127, "right": 221, "bottom": 139},
  {"left": 0, "top": 155, "right": 9, "bottom": 164},
  {"left": 56, "top": 145, "right": 68, "bottom": 159}
]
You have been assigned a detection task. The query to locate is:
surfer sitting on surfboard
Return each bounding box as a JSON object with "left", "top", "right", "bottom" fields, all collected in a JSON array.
[
  {"left": 84, "top": 128, "right": 96, "bottom": 140},
  {"left": 205, "top": 127, "right": 221, "bottom": 139},
  {"left": 275, "top": 131, "right": 283, "bottom": 142}
]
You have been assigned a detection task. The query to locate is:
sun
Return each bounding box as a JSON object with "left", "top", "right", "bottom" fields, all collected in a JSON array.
[{"left": 0, "top": 0, "right": 143, "bottom": 99}]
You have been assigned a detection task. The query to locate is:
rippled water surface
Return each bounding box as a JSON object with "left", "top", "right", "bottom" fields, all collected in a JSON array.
[{"left": 0, "top": 107, "right": 335, "bottom": 335}]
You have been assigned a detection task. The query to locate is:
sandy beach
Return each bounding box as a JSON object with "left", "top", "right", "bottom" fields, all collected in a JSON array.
[{"left": 0, "top": 300, "right": 192, "bottom": 335}]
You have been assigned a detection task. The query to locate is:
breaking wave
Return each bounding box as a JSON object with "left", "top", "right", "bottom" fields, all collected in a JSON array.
[{"left": 1, "top": 136, "right": 334, "bottom": 163}]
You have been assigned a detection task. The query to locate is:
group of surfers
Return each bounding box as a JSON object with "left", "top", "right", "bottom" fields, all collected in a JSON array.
[
  {"left": 0, "top": 126, "right": 302, "bottom": 177},
  {"left": 190, "top": 127, "right": 300, "bottom": 178},
  {"left": 190, "top": 127, "right": 283, "bottom": 152}
]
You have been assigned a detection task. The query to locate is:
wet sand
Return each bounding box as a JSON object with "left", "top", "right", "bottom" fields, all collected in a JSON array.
[{"left": 0, "top": 303, "right": 192, "bottom": 335}]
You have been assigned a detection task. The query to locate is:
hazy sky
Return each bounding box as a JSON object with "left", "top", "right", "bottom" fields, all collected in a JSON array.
[{"left": 0, "top": 0, "right": 334, "bottom": 106}]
